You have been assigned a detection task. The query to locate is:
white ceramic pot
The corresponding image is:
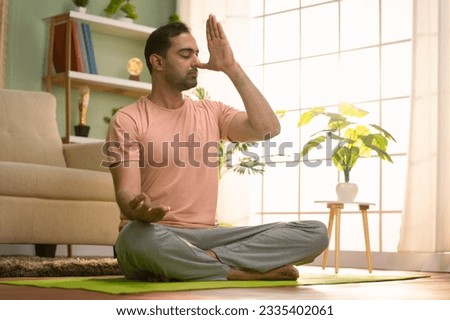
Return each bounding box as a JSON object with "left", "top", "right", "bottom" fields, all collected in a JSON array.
[
  {"left": 76, "top": 6, "right": 87, "bottom": 14},
  {"left": 336, "top": 182, "right": 358, "bottom": 202},
  {"left": 118, "top": 17, "right": 133, "bottom": 23}
]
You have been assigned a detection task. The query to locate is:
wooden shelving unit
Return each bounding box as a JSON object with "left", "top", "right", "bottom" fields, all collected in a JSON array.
[
  {"left": 43, "top": 11, "right": 155, "bottom": 143},
  {"left": 49, "top": 71, "right": 151, "bottom": 97}
]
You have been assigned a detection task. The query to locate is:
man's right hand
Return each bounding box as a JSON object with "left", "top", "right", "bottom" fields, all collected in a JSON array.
[{"left": 128, "top": 193, "right": 170, "bottom": 223}]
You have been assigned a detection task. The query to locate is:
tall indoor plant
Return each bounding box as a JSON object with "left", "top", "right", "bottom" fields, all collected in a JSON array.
[
  {"left": 298, "top": 102, "right": 396, "bottom": 201},
  {"left": 194, "top": 87, "right": 264, "bottom": 179}
]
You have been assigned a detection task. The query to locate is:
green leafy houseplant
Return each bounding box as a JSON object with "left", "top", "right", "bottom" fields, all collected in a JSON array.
[
  {"left": 194, "top": 87, "right": 264, "bottom": 179},
  {"left": 298, "top": 102, "right": 396, "bottom": 183},
  {"left": 104, "top": 0, "right": 138, "bottom": 20},
  {"left": 73, "top": 0, "right": 89, "bottom": 7}
]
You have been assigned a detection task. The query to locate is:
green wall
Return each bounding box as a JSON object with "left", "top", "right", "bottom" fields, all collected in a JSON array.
[{"left": 6, "top": 0, "right": 176, "bottom": 139}]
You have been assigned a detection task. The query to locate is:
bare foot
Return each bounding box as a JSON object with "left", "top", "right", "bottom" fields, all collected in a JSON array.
[
  {"left": 205, "top": 249, "right": 298, "bottom": 281},
  {"left": 227, "top": 265, "right": 299, "bottom": 281}
]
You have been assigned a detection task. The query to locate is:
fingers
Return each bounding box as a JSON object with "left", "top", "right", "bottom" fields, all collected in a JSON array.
[
  {"left": 202, "top": 14, "right": 232, "bottom": 71},
  {"left": 129, "top": 193, "right": 149, "bottom": 210},
  {"left": 139, "top": 204, "right": 170, "bottom": 222},
  {"left": 206, "top": 14, "right": 225, "bottom": 40},
  {"left": 206, "top": 14, "right": 213, "bottom": 42},
  {"left": 197, "top": 61, "right": 208, "bottom": 69},
  {"left": 210, "top": 14, "right": 220, "bottom": 39},
  {"left": 148, "top": 204, "right": 170, "bottom": 214},
  {"left": 128, "top": 193, "right": 170, "bottom": 223},
  {"left": 146, "top": 205, "right": 170, "bottom": 223},
  {"left": 215, "top": 17, "right": 226, "bottom": 40}
]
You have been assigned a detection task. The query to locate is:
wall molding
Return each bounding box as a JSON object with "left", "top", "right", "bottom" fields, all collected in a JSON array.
[{"left": 312, "top": 251, "right": 450, "bottom": 273}]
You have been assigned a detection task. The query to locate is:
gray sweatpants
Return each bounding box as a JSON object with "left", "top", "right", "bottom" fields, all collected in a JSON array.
[{"left": 115, "top": 220, "right": 328, "bottom": 281}]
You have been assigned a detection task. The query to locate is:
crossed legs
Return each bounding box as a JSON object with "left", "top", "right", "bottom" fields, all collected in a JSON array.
[{"left": 115, "top": 220, "right": 328, "bottom": 281}]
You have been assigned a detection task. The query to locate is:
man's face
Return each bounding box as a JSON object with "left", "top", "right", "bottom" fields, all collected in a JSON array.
[{"left": 162, "top": 32, "right": 200, "bottom": 91}]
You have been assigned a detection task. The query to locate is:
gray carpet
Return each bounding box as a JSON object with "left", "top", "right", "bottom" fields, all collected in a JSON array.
[{"left": 0, "top": 256, "right": 121, "bottom": 277}]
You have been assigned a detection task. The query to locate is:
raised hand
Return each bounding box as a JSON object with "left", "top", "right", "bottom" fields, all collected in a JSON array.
[
  {"left": 198, "top": 14, "right": 237, "bottom": 74},
  {"left": 128, "top": 193, "right": 170, "bottom": 223}
]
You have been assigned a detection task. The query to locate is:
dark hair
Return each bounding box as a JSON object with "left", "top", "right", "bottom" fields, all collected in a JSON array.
[{"left": 144, "top": 22, "right": 190, "bottom": 74}]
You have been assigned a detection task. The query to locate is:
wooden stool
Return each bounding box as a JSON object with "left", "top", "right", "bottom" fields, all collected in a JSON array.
[{"left": 316, "top": 201, "right": 374, "bottom": 273}]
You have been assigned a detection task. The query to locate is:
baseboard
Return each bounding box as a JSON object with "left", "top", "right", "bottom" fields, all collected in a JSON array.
[
  {"left": 0, "top": 244, "right": 114, "bottom": 257},
  {"left": 312, "top": 251, "right": 450, "bottom": 272}
]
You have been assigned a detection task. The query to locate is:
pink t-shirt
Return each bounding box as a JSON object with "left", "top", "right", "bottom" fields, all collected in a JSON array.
[{"left": 105, "top": 96, "right": 241, "bottom": 228}]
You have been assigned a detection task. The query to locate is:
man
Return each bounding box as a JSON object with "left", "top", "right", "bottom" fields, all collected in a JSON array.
[{"left": 106, "top": 14, "right": 328, "bottom": 281}]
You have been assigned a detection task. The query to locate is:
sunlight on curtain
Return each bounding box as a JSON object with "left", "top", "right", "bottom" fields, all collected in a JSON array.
[{"left": 398, "top": 0, "right": 450, "bottom": 252}]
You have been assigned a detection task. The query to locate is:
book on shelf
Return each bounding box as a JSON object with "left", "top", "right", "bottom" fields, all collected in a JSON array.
[
  {"left": 76, "top": 21, "right": 90, "bottom": 73},
  {"left": 52, "top": 20, "right": 83, "bottom": 73},
  {"left": 81, "top": 22, "right": 98, "bottom": 74}
]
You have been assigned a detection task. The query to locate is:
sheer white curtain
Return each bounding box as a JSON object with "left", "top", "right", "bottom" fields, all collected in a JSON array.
[
  {"left": 178, "top": 0, "right": 256, "bottom": 226},
  {"left": 398, "top": 0, "right": 450, "bottom": 252}
]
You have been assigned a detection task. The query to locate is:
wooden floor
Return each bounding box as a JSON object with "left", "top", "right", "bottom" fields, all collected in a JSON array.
[{"left": 1, "top": 267, "right": 449, "bottom": 300}]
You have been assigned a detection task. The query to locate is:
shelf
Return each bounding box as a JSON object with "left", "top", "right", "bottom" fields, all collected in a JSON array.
[
  {"left": 49, "top": 71, "right": 151, "bottom": 97},
  {"left": 69, "top": 135, "right": 105, "bottom": 144},
  {"left": 45, "top": 11, "right": 156, "bottom": 40},
  {"left": 44, "top": 11, "right": 156, "bottom": 143}
]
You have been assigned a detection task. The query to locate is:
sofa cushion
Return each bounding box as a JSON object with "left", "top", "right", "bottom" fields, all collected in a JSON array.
[
  {"left": 63, "top": 142, "right": 109, "bottom": 173},
  {"left": 0, "top": 196, "right": 120, "bottom": 245},
  {"left": 0, "top": 89, "right": 66, "bottom": 167},
  {"left": 0, "top": 161, "right": 115, "bottom": 201}
]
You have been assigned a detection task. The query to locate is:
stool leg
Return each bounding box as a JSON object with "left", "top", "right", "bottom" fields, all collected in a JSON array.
[
  {"left": 322, "top": 207, "right": 335, "bottom": 270},
  {"left": 360, "top": 205, "right": 373, "bottom": 273},
  {"left": 334, "top": 207, "right": 341, "bottom": 274}
]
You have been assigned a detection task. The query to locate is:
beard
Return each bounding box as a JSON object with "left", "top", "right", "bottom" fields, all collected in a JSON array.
[
  {"left": 180, "top": 68, "right": 198, "bottom": 90},
  {"left": 166, "top": 67, "right": 198, "bottom": 91},
  {"left": 181, "top": 75, "right": 198, "bottom": 90}
]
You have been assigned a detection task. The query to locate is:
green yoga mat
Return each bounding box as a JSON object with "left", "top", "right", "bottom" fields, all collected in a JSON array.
[{"left": 0, "top": 273, "right": 427, "bottom": 295}]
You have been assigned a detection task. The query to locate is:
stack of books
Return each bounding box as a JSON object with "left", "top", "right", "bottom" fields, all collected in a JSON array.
[{"left": 52, "top": 20, "right": 97, "bottom": 74}]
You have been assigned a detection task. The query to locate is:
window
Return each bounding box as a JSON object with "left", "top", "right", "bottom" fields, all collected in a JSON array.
[{"left": 249, "top": 0, "right": 412, "bottom": 253}]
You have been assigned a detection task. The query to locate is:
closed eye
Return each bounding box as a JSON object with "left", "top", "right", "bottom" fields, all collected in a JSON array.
[{"left": 178, "top": 48, "right": 199, "bottom": 59}]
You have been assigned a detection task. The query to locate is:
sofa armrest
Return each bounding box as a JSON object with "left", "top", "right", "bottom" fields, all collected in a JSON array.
[{"left": 63, "top": 142, "right": 109, "bottom": 172}]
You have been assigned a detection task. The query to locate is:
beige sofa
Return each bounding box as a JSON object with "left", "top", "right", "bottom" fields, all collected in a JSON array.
[{"left": 0, "top": 89, "right": 120, "bottom": 256}]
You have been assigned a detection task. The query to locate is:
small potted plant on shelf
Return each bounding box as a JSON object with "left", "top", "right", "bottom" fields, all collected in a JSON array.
[
  {"left": 104, "top": 0, "right": 138, "bottom": 22},
  {"left": 298, "top": 102, "right": 396, "bottom": 202},
  {"left": 72, "top": 0, "right": 89, "bottom": 13}
]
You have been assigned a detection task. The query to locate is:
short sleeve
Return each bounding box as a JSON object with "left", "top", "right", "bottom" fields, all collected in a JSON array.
[
  {"left": 104, "top": 110, "right": 142, "bottom": 167},
  {"left": 215, "top": 101, "right": 242, "bottom": 141}
]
